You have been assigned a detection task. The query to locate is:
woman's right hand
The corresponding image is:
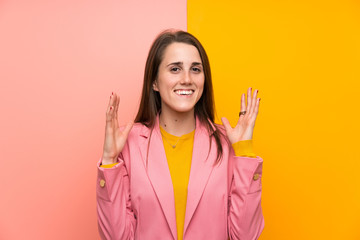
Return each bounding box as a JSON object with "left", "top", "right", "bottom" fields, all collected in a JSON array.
[{"left": 101, "top": 92, "right": 133, "bottom": 165}]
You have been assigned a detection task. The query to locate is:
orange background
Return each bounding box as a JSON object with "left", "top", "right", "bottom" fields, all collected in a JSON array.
[
  {"left": 0, "top": 1, "right": 186, "bottom": 239},
  {"left": 188, "top": 0, "right": 360, "bottom": 239}
]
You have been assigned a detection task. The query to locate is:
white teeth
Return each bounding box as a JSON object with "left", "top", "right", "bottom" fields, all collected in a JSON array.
[{"left": 175, "top": 90, "right": 193, "bottom": 95}]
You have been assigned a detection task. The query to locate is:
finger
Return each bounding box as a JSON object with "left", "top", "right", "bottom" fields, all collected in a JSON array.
[
  {"left": 106, "top": 92, "right": 115, "bottom": 122},
  {"left": 239, "top": 93, "right": 246, "bottom": 119},
  {"left": 221, "top": 117, "right": 232, "bottom": 136},
  {"left": 114, "top": 95, "right": 120, "bottom": 129},
  {"left": 254, "top": 97, "right": 261, "bottom": 115},
  {"left": 246, "top": 87, "right": 252, "bottom": 113},
  {"left": 249, "top": 89, "right": 258, "bottom": 114},
  {"left": 109, "top": 93, "right": 118, "bottom": 119},
  {"left": 114, "top": 94, "right": 120, "bottom": 118},
  {"left": 106, "top": 92, "right": 113, "bottom": 113}
]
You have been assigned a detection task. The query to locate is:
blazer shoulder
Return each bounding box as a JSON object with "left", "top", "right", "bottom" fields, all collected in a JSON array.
[
  {"left": 127, "top": 122, "right": 150, "bottom": 138},
  {"left": 213, "top": 123, "right": 227, "bottom": 139},
  {"left": 214, "top": 123, "right": 226, "bottom": 133},
  {"left": 212, "top": 123, "right": 232, "bottom": 150},
  {"left": 130, "top": 122, "right": 146, "bottom": 131}
]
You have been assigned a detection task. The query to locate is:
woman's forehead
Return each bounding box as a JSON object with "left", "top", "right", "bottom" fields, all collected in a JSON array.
[{"left": 161, "top": 42, "right": 202, "bottom": 64}]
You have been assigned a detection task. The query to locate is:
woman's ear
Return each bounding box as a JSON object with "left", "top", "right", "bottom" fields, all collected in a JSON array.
[{"left": 153, "top": 80, "right": 159, "bottom": 91}]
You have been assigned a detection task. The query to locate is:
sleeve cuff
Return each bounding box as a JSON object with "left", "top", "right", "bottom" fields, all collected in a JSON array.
[
  {"left": 100, "top": 163, "right": 119, "bottom": 168},
  {"left": 232, "top": 139, "right": 257, "bottom": 158}
]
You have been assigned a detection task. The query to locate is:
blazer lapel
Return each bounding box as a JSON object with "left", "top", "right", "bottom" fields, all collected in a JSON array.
[
  {"left": 183, "top": 118, "right": 216, "bottom": 234},
  {"left": 139, "top": 118, "right": 177, "bottom": 240}
]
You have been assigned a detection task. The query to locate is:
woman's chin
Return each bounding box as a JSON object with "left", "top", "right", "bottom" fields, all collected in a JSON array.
[{"left": 166, "top": 106, "right": 196, "bottom": 115}]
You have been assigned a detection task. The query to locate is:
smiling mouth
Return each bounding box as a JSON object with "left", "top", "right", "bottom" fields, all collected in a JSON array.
[{"left": 174, "top": 90, "right": 194, "bottom": 96}]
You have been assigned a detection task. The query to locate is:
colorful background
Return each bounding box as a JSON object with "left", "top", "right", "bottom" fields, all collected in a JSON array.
[{"left": 0, "top": 0, "right": 359, "bottom": 239}]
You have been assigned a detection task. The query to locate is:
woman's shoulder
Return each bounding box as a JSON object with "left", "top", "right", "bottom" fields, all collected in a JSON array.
[
  {"left": 213, "top": 123, "right": 226, "bottom": 133},
  {"left": 126, "top": 122, "right": 152, "bottom": 138},
  {"left": 131, "top": 122, "right": 146, "bottom": 131},
  {"left": 211, "top": 123, "right": 227, "bottom": 138},
  {"left": 213, "top": 123, "right": 234, "bottom": 148}
]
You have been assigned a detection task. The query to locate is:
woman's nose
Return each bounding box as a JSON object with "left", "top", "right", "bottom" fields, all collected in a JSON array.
[{"left": 180, "top": 71, "right": 192, "bottom": 84}]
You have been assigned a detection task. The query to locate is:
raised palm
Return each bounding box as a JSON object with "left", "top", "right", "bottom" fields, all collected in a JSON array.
[
  {"left": 221, "top": 87, "right": 261, "bottom": 144},
  {"left": 102, "top": 92, "right": 133, "bottom": 165}
]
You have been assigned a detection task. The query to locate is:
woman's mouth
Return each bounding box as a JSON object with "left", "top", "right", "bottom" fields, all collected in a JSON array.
[{"left": 174, "top": 89, "right": 194, "bottom": 96}]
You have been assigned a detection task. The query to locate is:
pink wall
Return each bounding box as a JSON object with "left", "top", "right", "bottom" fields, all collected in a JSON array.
[{"left": 0, "top": 1, "right": 186, "bottom": 239}]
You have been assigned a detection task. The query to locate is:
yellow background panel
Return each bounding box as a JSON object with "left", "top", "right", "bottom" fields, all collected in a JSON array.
[{"left": 188, "top": 0, "right": 360, "bottom": 239}]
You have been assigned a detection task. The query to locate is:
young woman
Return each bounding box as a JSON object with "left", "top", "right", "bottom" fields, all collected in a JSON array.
[{"left": 96, "top": 30, "right": 264, "bottom": 240}]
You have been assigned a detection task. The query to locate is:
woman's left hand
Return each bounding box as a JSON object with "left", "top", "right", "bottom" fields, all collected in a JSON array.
[{"left": 221, "top": 87, "right": 261, "bottom": 144}]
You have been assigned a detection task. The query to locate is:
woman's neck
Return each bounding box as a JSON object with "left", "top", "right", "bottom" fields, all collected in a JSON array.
[{"left": 159, "top": 108, "right": 196, "bottom": 137}]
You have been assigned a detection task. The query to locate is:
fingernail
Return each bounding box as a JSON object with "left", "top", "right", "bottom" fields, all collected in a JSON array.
[
  {"left": 112, "top": 92, "right": 113, "bottom": 95},
  {"left": 110, "top": 106, "right": 113, "bottom": 110},
  {"left": 259, "top": 98, "right": 261, "bottom": 101},
  {"left": 257, "top": 90, "right": 259, "bottom": 93}
]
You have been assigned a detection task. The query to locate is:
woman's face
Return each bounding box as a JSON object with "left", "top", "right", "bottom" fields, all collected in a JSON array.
[{"left": 153, "top": 42, "right": 205, "bottom": 115}]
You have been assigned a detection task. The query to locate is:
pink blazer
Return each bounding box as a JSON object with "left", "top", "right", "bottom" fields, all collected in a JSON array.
[{"left": 96, "top": 117, "right": 264, "bottom": 240}]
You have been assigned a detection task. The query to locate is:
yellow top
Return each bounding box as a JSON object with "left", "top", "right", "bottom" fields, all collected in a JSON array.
[
  {"left": 101, "top": 127, "right": 256, "bottom": 240},
  {"left": 159, "top": 126, "right": 256, "bottom": 240},
  {"left": 160, "top": 126, "right": 195, "bottom": 240}
]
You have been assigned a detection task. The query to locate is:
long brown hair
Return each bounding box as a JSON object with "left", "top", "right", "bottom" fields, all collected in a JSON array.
[{"left": 135, "top": 29, "right": 226, "bottom": 164}]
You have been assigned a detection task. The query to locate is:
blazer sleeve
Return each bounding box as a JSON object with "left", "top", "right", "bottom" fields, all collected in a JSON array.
[
  {"left": 227, "top": 151, "right": 265, "bottom": 240},
  {"left": 96, "top": 153, "right": 136, "bottom": 240}
]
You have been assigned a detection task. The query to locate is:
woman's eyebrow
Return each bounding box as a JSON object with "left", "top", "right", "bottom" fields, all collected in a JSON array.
[
  {"left": 167, "top": 62, "right": 183, "bottom": 67},
  {"left": 166, "top": 62, "right": 202, "bottom": 67}
]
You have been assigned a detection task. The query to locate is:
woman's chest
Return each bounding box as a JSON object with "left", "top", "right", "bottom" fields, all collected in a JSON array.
[{"left": 128, "top": 154, "right": 229, "bottom": 212}]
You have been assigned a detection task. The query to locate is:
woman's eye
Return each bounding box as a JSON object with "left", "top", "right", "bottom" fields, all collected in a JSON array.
[
  {"left": 192, "top": 67, "right": 201, "bottom": 72},
  {"left": 171, "top": 67, "right": 180, "bottom": 72}
]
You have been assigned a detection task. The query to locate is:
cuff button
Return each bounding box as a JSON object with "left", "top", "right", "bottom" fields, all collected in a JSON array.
[
  {"left": 253, "top": 173, "right": 260, "bottom": 181},
  {"left": 100, "top": 179, "right": 106, "bottom": 188}
]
